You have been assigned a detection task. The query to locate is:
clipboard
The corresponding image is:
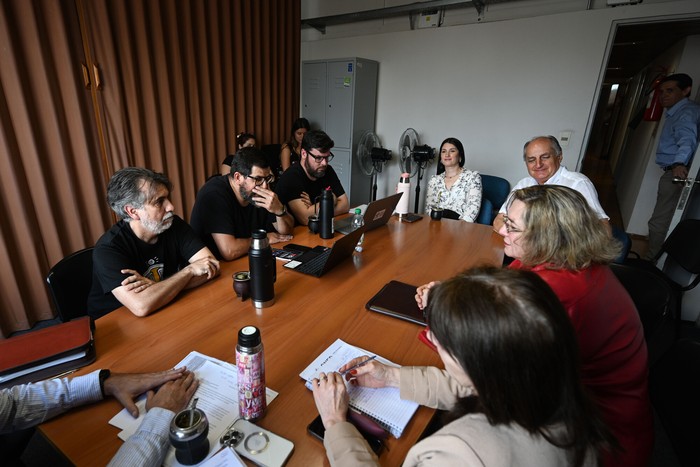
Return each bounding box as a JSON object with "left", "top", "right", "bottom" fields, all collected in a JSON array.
[{"left": 365, "top": 280, "right": 426, "bottom": 326}]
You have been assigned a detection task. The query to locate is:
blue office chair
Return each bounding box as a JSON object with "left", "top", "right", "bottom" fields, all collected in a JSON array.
[
  {"left": 481, "top": 174, "right": 510, "bottom": 214},
  {"left": 611, "top": 225, "right": 632, "bottom": 264},
  {"left": 476, "top": 198, "right": 493, "bottom": 225}
]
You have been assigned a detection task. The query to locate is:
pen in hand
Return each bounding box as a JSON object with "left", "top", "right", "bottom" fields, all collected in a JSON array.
[{"left": 339, "top": 355, "right": 377, "bottom": 376}]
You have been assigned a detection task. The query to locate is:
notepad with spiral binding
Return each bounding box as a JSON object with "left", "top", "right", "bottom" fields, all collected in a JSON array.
[{"left": 299, "top": 339, "right": 419, "bottom": 438}]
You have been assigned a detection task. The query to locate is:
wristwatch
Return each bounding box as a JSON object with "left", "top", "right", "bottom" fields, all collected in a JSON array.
[
  {"left": 99, "top": 369, "right": 111, "bottom": 397},
  {"left": 275, "top": 206, "right": 287, "bottom": 217}
]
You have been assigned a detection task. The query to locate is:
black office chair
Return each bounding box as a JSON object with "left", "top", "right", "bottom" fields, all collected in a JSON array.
[
  {"left": 625, "top": 219, "right": 700, "bottom": 325},
  {"left": 46, "top": 247, "right": 94, "bottom": 322},
  {"left": 261, "top": 144, "right": 283, "bottom": 177},
  {"left": 649, "top": 338, "right": 700, "bottom": 467},
  {"left": 610, "top": 263, "right": 677, "bottom": 367}
]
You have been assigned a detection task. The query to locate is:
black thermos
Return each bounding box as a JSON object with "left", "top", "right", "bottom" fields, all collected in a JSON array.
[
  {"left": 249, "top": 230, "right": 275, "bottom": 308},
  {"left": 319, "top": 188, "right": 334, "bottom": 239}
]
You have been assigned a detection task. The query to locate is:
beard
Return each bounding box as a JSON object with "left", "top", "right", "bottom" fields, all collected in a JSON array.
[
  {"left": 304, "top": 158, "right": 326, "bottom": 179},
  {"left": 142, "top": 212, "right": 174, "bottom": 235},
  {"left": 239, "top": 184, "right": 256, "bottom": 205}
]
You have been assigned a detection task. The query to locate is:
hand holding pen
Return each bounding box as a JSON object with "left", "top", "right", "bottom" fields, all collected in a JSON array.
[{"left": 338, "top": 355, "right": 400, "bottom": 389}]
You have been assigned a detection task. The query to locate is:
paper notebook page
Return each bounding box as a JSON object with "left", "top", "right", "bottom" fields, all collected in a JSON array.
[
  {"left": 347, "top": 385, "right": 418, "bottom": 438},
  {"left": 299, "top": 339, "right": 377, "bottom": 381},
  {"left": 299, "top": 339, "right": 418, "bottom": 438}
]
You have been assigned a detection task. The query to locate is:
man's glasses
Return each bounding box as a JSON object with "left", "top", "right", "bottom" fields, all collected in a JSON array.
[
  {"left": 246, "top": 174, "right": 275, "bottom": 186},
  {"left": 503, "top": 216, "right": 523, "bottom": 234},
  {"left": 308, "top": 152, "right": 334, "bottom": 163}
]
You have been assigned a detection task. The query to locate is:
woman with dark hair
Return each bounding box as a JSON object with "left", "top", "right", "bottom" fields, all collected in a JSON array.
[
  {"left": 220, "top": 132, "right": 257, "bottom": 175},
  {"left": 312, "top": 267, "right": 612, "bottom": 466},
  {"left": 424, "top": 137, "right": 482, "bottom": 221},
  {"left": 280, "top": 117, "right": 310, "bottom": 172},
  {"left": 497, "top": 184, "right": 652, "bottom": 467}
]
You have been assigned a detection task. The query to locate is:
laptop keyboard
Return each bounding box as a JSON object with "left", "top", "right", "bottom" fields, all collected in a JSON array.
[{"left": 295, "top": 250, "right": 332, "bottom": 276}]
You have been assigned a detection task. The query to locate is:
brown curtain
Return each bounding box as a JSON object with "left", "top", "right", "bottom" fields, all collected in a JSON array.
[{"left": 0, "top": 0, "right": 300, "bottom": 338}]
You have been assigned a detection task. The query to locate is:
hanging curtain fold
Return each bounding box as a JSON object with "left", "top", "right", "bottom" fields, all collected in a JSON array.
[{"left": 0, "top": 0, "right": 300, "bottom": 337}]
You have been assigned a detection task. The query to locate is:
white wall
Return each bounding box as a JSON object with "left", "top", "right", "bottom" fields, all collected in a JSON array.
[{"left": 301, "top": 0, "right": 700, "bottom": 213}]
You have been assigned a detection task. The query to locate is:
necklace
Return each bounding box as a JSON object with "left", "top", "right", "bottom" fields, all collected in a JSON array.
[{"left": 445, "top": 169, "right": 461, "bottom": 180}]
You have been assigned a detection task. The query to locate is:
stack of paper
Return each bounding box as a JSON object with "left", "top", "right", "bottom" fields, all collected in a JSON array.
[{"left": 109, "top": 351, "right": 278, "bottom": 467}]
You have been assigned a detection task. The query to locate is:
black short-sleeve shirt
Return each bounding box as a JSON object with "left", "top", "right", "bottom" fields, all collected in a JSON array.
[
  {"left": 274, "top": 163, "right": 345, "bottom": 206},
  {"left": 87, "top": 216, "right": 204, "bottom": 319},
  {"left": 189, "top": 175, "right": 275, "bottom": 259}
]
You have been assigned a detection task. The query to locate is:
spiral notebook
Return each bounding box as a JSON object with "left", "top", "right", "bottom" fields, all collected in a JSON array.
[{"left": 299, "top": 339, "right": 419, "bottom": 438}]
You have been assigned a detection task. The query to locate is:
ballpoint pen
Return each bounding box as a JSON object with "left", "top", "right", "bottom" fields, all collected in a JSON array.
[{"left": 339, "top": 355, "right": 377, "bottom": 376}]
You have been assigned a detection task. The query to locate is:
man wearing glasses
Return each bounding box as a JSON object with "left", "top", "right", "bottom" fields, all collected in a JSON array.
[
  {"left": 275, "top": 130, "right": 350, "bottom": 225},
  {"left": 190, "top": 147, "right": 294, "bottom": 261}
]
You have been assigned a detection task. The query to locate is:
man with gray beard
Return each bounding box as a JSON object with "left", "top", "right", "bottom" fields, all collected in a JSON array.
[
  {"left": 190, "top": 147, "right": 294, "bottom": 261},
  {"left": 88, "top": 167, "right": 219, "bottom": 319}
]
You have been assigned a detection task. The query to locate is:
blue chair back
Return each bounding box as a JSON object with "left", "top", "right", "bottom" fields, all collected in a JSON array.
[
  {"left": 611, "top": 225, "right": 631, "bottom": 264},
  {"left": 481, "top": 174, "right": 510, "bottom": 213},
  {"left": 476, "top": 198, "right": 493, "bottom": 225}
]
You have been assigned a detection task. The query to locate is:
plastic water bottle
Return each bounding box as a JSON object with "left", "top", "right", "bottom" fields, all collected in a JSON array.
[
  {"left": 396, "top": 173, "right": 410, "bottom": 216},
  {"left": 352, "top": 208, "right": 364, "bottom": 252}
]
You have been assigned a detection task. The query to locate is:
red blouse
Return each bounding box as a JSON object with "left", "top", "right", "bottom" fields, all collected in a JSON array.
[{"left": 510, "top": 261, "right": 653, "bottom": 467}]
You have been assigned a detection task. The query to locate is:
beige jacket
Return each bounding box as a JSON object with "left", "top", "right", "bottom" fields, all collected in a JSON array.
[{"left": 323, "top": 366, "right": 585, "bottom": 467}]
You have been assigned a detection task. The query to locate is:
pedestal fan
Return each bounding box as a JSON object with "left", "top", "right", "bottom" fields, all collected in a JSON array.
[
  {"left": 398, "top": 128, "right": 435, "bottom": 213},
  {"left": 356, "top": 131, "right": 391, "bottom": 201}
]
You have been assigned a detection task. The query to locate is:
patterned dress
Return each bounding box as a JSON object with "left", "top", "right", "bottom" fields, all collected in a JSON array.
[{"left": 425, "top": 170, "right": 482, "bottom": 222}]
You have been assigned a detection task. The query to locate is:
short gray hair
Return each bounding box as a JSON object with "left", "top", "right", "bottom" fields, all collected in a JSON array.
[
  {"left": 522, "top": 135, "right": 563, "bottom": 160},
  {"left": 107, "top": 167, "right": 172, "bottom": 221}
]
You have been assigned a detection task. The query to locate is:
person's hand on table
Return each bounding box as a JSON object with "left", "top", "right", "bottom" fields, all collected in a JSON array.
[
  {"left": 120, "top": 269, "right": 155, "bottom": 293},
  {"left": 268, "top": 232, "right": 293, "bottom": 244},
  {"left": 186, "top": 257, "right": 220, "bottom": 279},
  {"left": 311, "top": 372, "right": 348, "bottom": 429},
  {"left": 340, "top": 356, "right": 400, "bottom": 389},
  {"left": 416, "top": 281, "right": 440, "bottom": 310},
  {"left": 103, "top": 367, "right": 190, "bottom": 417},
  {"left": 146, "top": 370, "right": 199, "bottom": 414}
]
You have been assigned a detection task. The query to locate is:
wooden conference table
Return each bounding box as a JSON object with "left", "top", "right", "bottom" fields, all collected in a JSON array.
[{"left": 40, "top": 216, "right": 503, "bottom": 466}]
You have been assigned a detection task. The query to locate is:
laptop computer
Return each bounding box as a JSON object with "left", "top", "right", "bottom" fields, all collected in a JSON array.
[
  {"left": 283, "top": 227, "right": 366, "bottom": 277},
  {"left": 335, "top": 193, "right": 403, "bottom": 235}
]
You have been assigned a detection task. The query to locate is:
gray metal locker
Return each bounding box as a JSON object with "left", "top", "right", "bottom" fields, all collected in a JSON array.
[{"left": 302, "top": 58, "right": 378, "bottom": 206}]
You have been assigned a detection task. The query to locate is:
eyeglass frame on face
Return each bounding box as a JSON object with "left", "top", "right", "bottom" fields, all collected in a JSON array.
[
  {"left": 246, "top": 174, "right": 275, "bottom": 186},
  {"left": 307, "top": 151, "right": 334, "bottom": 163},
  {"left": 502, "top": 215, "right": 524, "bottom": 234}
]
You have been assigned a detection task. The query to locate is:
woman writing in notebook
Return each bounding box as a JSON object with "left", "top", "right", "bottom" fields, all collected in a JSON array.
[
  {"left": 416, "top": 185, "right": 652, "bottom": 467},
  {"left": 311, "top": 267, "right": 613, "bottom": 466}
]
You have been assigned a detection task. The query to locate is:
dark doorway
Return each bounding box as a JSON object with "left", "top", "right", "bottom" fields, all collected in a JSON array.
[{"left": 582, "top": 18, "right": 700, "bottom": 242}]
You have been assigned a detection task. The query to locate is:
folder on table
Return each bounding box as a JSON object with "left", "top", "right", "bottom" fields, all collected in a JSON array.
[
  {"left": 365, "top": 280, "right": 426, "bottom": 326},
  {"left": 0, "top": 316, "right": 96, "bottom": 388}
]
